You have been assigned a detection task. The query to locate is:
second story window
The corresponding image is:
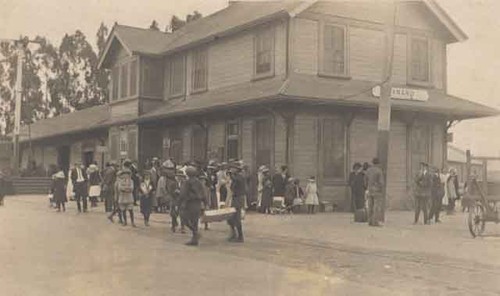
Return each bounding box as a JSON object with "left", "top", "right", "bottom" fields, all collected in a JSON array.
[
  {"left": 409, "top": 37, "right": 431, "bottom": 85},
  {"left": 320, "top": 23, "right": 348, "bottom": 77},
  {"left": 254, "top": 28, "right": 275, "bottom": 78},
  {"left": 120, "top": 63, "right": 128, "bottom": 98},
  {"left": 169, "top": 55, "right": 186, "bottom": 98},
  {"left": 191, "top": 48, "right": 208, "bottom": 92}
]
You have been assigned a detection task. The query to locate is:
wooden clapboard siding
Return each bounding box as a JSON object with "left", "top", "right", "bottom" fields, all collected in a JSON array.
[
  {"left": 241, "top": 118, "right": 253, "bottom": 169},
  {"left": 182, "top": 126, "right": 192, "bottom": 163},
  {"left": 433, "top": 39, "right": 445, "bottom": 90},
  {"left": 392, "top": 34, "right": 407, "bottom": 85},
  {"left": 387, "top": 119, "right": 409, "bottom": 209},
  {"left": 304, "top": 1, "right": 392, "bottom": 24},
  {"left": 274, "top": 115, "right": 287, "bottom": 167},
  {"left": 350, "top": 27, "right": 384, "bottom": 82},
  {"left": 43, "top": 147, "right": 58, "bottom": 169},
  {"left": 207, "top": 20, "right": 286, "bottom": 91},
  {"left": 349, "top": 114, "right": 378, "bottom": 166},
  {"left": 431, "top": 121, "right": 445, "bottom": 169},
  {"left": 397, "top": 2, "right": 443, "bottom": 31},
  {"left": 292, "top": 18, "right": 318, "bottom": 75},
  {"left": 110, "top": 99, "right": 138, "bottom": 119},
  {"left": 292, "top": 114, "right": 318, "bottom": 184}
]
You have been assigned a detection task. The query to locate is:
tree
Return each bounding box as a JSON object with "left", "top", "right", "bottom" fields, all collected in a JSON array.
[
  {"left": 186, "top": 11, "right": 202, "bottom": 23},
  {"left": 96, "top": 22, "right": 109, "bottom": 56},
  {"left": 169, "top": 15, "right": 186, "bottom": 32},
  {"left": 149, "top": 20, "right": 160, "bottom": 31}
]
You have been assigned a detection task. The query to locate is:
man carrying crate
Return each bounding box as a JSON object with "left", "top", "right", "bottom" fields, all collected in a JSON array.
[{"left": 179, "top": 165, "right": 206, "bottom": 246}]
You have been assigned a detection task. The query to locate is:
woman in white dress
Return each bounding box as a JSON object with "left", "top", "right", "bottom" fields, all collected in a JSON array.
[{"left": 305, "top": 176, "right": 319, "bottom": 214}]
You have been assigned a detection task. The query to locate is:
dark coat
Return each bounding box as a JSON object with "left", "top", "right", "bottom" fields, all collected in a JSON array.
[
  {"left": 415, "top": 171, "right": 432, "bottom": 197},
  {"left": 272, "top": 173, "right": 289, "bottom": 196},
  {"left": 179, "top": 177, "right": 206, "bottom": 204},
  {"left": 230, "top": 173, "right": 246, "bottom": 209},
  {"left": 261, "top": 175, "right": 273, "bottom": 208},
  {"left": 88, "top": 171, "right": 102, "bottom": 186},
  {"left": 51, "top": 178, "right": 67, "bottom": 203}
]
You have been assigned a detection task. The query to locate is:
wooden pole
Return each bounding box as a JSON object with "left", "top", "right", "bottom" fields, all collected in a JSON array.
[
  {"left": 12, "top": 46, "right": 23, "bottom": 175},
  {"left": 465, "top": 149, "right": 471, "bottom": 195},
  {"left": 377, "top": 1, "right": 397, "bottom": 221},
  {"left": 482, "top": 159, "right": 488, "bottom": 196}
]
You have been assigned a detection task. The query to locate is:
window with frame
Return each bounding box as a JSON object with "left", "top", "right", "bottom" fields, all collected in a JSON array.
[
  {"left": 320, "top": 24, "right": 348, "bottom": 77},
  {"left": 169, "top": 55, "right": 186, "bottom": 98},
  {"left": 409, "top": 37, "right": 430, "bottom": 84},
  {"left": 120, "top": 64, "right": 129, "bottom": 98},
  {"left": 191, "top": 48, "right": 208, "bottom": 92},
  {"left": 119, "top": 130, "right": 128, "bottom": 157},
  {"left": 322, "top": 118, "right": 346, "bottom": 180},
  {"left": 226, "top": 121, "right": 240, "bottom": 161},
  {"left": 254, "top": 28, "right": 274, "bottom": 77}
]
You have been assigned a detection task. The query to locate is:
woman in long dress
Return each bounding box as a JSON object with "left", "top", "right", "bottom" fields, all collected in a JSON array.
[
  {"left": 88, "top": 164, "right": 102, "bottom": 208},
  {"left": 260, "top": 168, "right": 273, "bottom": 214},
  {"left": 305, "top": 177, "right": 319, "bottom": 214},
  {"left": 51, "top": 170, "right": 67, "bottom": 212}
]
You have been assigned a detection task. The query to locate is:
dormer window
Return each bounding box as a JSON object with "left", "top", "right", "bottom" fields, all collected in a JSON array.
[
  {"left": 169, "top": 55, "right": 186, "bottom": 98},
  {"left": 319, "top": 23, "right": 349, "bottom": 78},
  {"left": 409, "top": 36, "right": 431, "bottom": 86},
  {"left": 191, "top": 48, "right": 208, "bottom": 93},
  {"left": 254, "top": 28, "right": 275, "bottom": 79}
]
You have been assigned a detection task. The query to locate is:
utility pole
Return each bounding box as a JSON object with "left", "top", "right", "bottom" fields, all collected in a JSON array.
[
  {"left": 0, "top": 38, "right": 41, "bottom": 175},
  {"left": 377, "top": 1, "right": 397, "bottom": 222},
  {"left": 12, "top": 43, "right": 24, "bottom": 175}
]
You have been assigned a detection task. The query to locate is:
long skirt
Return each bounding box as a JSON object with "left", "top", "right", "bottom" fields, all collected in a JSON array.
[{"left": 140, "top": 196, "right": 152, "bottom": 215}]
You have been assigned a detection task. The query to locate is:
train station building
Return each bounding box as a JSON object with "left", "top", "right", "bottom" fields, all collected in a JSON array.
[{"left": 18, "top": 1, "right": 498, "bottom": 210}]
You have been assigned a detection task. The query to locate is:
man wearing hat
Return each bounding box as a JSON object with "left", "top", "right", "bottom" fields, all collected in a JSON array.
[
  {"left": 414, "top": 162, "right": 432, "bottom": 225},
  {"left": 163, "top": 159, "right": 180, "bottom": 232},
  {"left": 227, "top": 161, "right": 246, "bottom": 243},
  {"left": 365, "top": 158, "right": 385, "bottom": 226},
  {"left": 71, "top": 161, "right": 88, "bottom": 213},
  {"left": 102, "top": 162, "right": 117, "bottom": 212},
  {"left": 207, "top": 160, "right": 219, "bottom": 210},
  {"left": 179, "top": 165, "right": 206, "bottom": 246}
]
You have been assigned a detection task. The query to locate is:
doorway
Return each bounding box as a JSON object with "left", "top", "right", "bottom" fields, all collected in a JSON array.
[
  {"left": 57, "top": 146, "right": 70, "bottom": 174},
  {"left": 83, "top": 151, "right": 95, "bottom": 168}
]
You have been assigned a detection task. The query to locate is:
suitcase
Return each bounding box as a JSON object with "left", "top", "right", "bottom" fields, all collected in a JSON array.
[
  {"left": 201, "top": 207, "right": 236, "bottom": 223},
  {"left": 354, "top": 208, "right": 367, "bottom": 223}
]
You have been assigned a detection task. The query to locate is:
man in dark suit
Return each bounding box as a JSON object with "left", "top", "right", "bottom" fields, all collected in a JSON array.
[
  {"left": 228, "top": 161, "right": 246, "bottom": 243},
  {"left": 71, "top": 162, "right": 88, "bottom": 213},
  {"left": 414, "top": 162, "right": 432, "bottom": 224},
  {"left": 179, "top": 165, "right": 206, "bottom": 246}
]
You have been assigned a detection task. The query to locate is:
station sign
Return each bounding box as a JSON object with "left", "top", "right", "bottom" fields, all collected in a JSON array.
[{"left": 372, "top": 86, "right": 429, "bottom": 102}]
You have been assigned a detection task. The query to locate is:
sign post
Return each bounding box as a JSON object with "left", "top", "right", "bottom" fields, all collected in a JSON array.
[{"left": 377, "top": 1, "right": 397, "bottom": 223}]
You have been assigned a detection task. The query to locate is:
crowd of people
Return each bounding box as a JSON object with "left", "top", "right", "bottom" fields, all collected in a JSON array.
[{"left": 348, "top": 158, "right": 463, "bottom": 227}]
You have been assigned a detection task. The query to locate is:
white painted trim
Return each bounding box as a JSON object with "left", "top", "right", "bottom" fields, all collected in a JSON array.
[{"left": 421, "top": 0, "right": 468, "bottom": 43}]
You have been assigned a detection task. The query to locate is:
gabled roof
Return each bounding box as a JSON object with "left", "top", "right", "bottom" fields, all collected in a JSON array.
[
  {"left": 98, "top": 0, "right": 467, "bottom": 69},
  {"left": 19, "top": 105, "right": 110, "bottom": 143},
  {"left": 158, "top": 1, "right": 303, "bottom": 55},
  {"left": 98, "top": 25, "right": 173, "bottom": 68}
]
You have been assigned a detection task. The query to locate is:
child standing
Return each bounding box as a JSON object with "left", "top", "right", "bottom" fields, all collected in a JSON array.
[
  {"left": 140, "top": 172, "right": 155, "bottom": 226},
  {"left": 305, "top": 177, "right": 319, "bottom": 214}
]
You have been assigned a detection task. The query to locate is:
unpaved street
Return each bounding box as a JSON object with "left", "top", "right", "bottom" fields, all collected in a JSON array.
[{"left": 1, "top": 196, "right": 500, "bottom": 296}]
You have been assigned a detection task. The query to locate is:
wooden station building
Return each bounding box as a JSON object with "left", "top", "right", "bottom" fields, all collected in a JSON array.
[{"left": 19, "top": 1, "right": 498, "bottom": 210}]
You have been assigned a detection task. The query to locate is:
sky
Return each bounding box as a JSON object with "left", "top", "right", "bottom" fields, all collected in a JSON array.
[{"left": 0, "top": 0, "right": 499, "bottom": 158}]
